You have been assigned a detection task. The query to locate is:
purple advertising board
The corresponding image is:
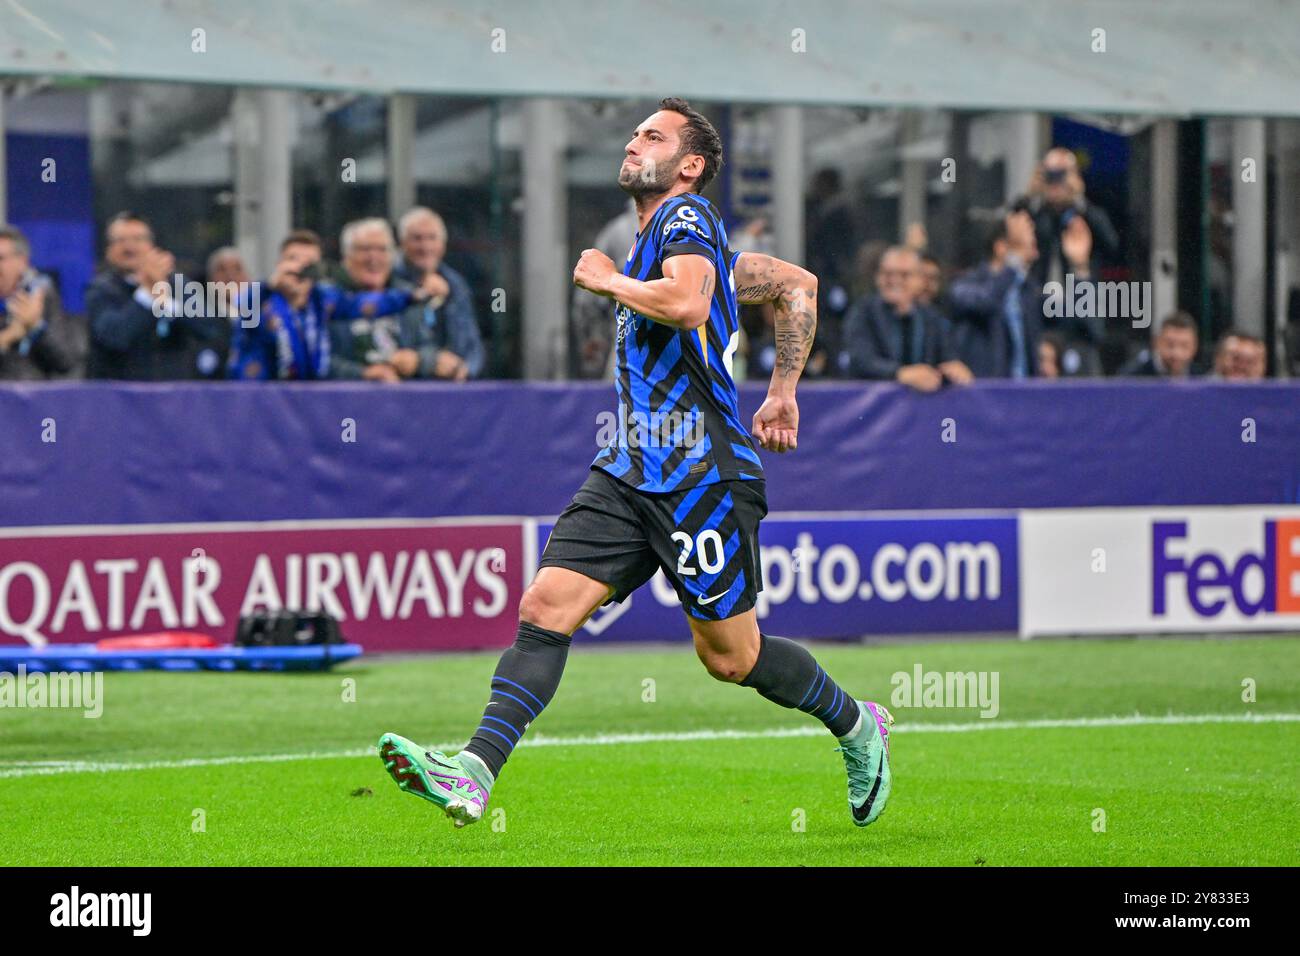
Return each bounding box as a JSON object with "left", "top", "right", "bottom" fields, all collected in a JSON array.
[
  {"left": 1, "top": 381, "right": 1296, "bottom": 530},
  {"left": 1, "top": 379, "right": 1295, "bottom": 648}
]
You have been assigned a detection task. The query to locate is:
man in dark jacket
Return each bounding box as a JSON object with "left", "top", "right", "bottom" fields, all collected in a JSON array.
[
  {"left": 1119, "top": 311, "right": 1201, "bottom": 378},
  {"left": 947, "top": 212, "right": 1044, "bottom": 379},
  {"left": 392, "top": 206, "right": 484, "bottom": 380},
  {"left": 838, "top": 246, "right": 972, "bottom": 392},
  {"left": 0, "top": 225, "right": 77, "bottom": 380},
  {"left": 85, "top": 212, "right": 226, "bottom": 380},
  {"left": 329, "top": 218, "right": 446, "bottom": 383},
  {"left": 1011, "top": 147, "right": 1120, "bottom": 289}
]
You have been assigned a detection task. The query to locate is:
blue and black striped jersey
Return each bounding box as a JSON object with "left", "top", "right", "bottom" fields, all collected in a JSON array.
[{"left": 592, "top": 193, "right": 764, "bottom": 494}]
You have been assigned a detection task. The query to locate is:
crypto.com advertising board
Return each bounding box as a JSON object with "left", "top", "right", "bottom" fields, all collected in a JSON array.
[{"left": 539, "top": 513, "right": 1020, "bottom": 642}]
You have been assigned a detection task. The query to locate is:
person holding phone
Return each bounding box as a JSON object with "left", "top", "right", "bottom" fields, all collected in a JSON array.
[
  {"left": 1011, "top": 147, "right": 1120, "bottom": 289},
  {"left": 227, "top": 229, "right": 442, "bottom": 381}
]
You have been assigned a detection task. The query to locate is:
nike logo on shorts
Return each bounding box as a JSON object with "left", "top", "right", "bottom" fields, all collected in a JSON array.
[{"left": 697, "top": 591, "right": 728, "bottom": 606}]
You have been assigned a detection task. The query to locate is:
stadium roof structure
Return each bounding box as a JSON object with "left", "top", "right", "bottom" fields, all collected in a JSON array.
[{"left": 1, "top": 0, "right": 1297, "bottom": 117}]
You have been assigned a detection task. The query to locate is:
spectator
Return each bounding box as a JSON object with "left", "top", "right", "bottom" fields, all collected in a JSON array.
[
  {"left": 837, "top": 238, "right": 890, "bottom": 365},
  {"left": 206, "top": 246, "right": 250, "bottom": 315},
  {"left": 85, "top": 212, "right": 226, "bottom": 380},
  {"left": 0, "top": 224, "right": 77, "bottom": 380},
  {"left": 1212, "top": 328, "right": 1267, "bottom": 381},
  {"left": 947, "top": 212, "right": 1042, "bottom": 379},
  {"left": 229, "top": 232, "right": 322, "bottom": 380},
  {"left": 227, "top": 230, "right": 428, "bottom": 381},
  {"left": 206, "top": 246, "right": 250, "bottom": 287},
  {"left": 1041, "top": 208, "right": 1105, "bottom": 375},
  {"left": 330, "top": 218, "right": 451, "bottom": 383},
  {"left": 1012, "top": 147, "right": 1120, "bottom": 289},
  {"left": 838, "top": 246, "right": 972, "bottom": 392},
  {"left": 570, "top": 200, "right": 638, "bottom": 379},
  {"left": 1037, "top": 331, "right": 1067, "bottom": 379},
  {"left": 849, "top": 240, "right": 889, "bottom": 301},
  {"left": 393, "top": 206, "right": 485, "bottom": 380},
  {"left": 1119, "top": 311, "right": 1200, "bottom": 378},
  {"left": 917, "top": 252, "right": 947, "bottom": 317},
  {"left": 202, "top": 245, "right": 251, "bottom": 372}
]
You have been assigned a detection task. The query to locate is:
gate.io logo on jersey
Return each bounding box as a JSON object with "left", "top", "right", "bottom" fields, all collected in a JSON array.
[
  {"left": 663, "top": 205, "right": 709, "bottom": 240},
  {"left": 1152, "top": 519, "right": 1300, "bottom": 617}
]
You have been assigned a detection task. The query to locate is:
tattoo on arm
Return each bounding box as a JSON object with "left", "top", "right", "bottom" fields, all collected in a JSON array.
[
  {"left": 773, "top": 287, "right": 816, "bottom": 379},
  {"left": 700, "top": 274, "right": 713, "bottom": 296},
  {"left": 733, "top": 253, "right": 818, "bottom": 381},
  {"left": 735, "top": 280, "right": 779, "bottom": 302},
  {"left": 734, "top": 253, "right": 788, "bottom": 304}
]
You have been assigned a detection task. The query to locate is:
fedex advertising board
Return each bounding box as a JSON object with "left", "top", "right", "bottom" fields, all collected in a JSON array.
[{"left": 1020, "top": 507, "right": 1300, "bottom": 635}]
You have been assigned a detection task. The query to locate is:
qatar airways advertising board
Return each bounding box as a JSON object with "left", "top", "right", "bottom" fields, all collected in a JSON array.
[{"left": 0, "top": 520, "right": 525, "bottom": 652}]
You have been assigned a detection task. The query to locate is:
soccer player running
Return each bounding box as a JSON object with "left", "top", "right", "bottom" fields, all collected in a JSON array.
[{"left": 379, "top": 98, "right": 893, "bottom": 829}]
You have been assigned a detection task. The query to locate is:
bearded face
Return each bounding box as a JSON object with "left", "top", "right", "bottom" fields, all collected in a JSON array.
[{"left": 618, "top": 148, "right": 684, "bottom": 199}]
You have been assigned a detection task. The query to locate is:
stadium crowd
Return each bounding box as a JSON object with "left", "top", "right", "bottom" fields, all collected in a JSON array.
[
  {"left": 0, "top": 205, "right": 484, "bottom": 384},
  {"left": 572, "top": 146, "right": 1271, "bottom": 387},
  {"left": 0, "top": 145, "right": 1273, "bottom": 385}
]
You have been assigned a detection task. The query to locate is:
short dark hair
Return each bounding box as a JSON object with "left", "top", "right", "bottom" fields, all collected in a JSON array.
[
  {"left": 658, "top": 97, "right": 723, "bottom": 193},
  {"left": 985, "top": 219, "right": 1009, "bottom": 258},
  {"left": 1160, "top": 310, "right": 1197, "bottom": 334},
  {"left": 106, "top": 211, "right": 153, "bottom": 243},
  {"left": 0, "top": 224, "right": 30, "bottom": 257},
  {"left": 1038, "top": 330, "right": 1066, "bottom": 357},
  {"left": 877, "top": 245, "right": 919, "bottom": 272},
  {"left": 1217, "top": 326, "right": 1263, "bottom": 347},
  {"left": 280, "top": 228, "right": 322, "bottom": 252}
]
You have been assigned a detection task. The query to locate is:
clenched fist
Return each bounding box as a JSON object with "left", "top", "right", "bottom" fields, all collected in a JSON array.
[{"left": 573, "top": 248, "right": 616, "bottom": 297}]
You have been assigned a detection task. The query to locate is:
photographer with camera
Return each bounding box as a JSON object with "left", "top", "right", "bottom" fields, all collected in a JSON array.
[{"left": 1011, "top": 147, "right": 1120, "bottom": 290}]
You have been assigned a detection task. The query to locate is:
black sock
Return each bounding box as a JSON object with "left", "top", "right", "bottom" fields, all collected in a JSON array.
[
  {"left": 739, "top": 633, "right": 860, "bottom": 738},
  {"left": 463, "top": 620, "right": 571, "bottom": 778}
]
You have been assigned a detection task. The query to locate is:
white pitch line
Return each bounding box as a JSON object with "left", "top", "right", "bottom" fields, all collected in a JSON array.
[{"left": 0, "top": 711, "right": 1296, "bottom": 780}]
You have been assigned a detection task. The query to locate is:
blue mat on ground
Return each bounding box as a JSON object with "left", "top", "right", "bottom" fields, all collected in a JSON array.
[{"left": 0, "top": 644, "right": 363, "bottom": 672}]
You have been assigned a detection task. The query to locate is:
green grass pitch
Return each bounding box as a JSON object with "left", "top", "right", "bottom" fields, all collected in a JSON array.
[{"left": 1, "top": 636, "right": 1296, "bottom": 866}]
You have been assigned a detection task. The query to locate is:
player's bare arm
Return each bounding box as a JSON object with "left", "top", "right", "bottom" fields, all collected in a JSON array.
[
  {"left": 573, "top": 249, "right": 713, "bottom": 330},
  {"left": 733, "top": 251, "right": 818, "bottom": 454}
]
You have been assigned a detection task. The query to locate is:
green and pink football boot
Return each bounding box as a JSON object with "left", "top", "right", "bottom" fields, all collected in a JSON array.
[
  {"left": 834, "top": 700, "right": 895, "bottom": 827},
  {"left": 378, "top": 732, "right": 495, "bottom": 828}
]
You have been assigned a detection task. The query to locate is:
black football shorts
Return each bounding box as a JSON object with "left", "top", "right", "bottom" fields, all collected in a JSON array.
[{"left": 538, "top": 468, "right": 768, "bottom": 621}]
